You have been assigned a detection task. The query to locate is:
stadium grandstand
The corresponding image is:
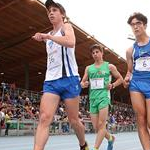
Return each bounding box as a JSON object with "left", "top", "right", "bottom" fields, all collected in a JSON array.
[{"left": 0, "top": 0, "right": 135, "bottom": 137}]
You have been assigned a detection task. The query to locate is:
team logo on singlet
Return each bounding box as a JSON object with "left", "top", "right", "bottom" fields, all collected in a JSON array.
[
  {"left": 98, "top": 71, "right": 101, "bottom": 74},
  {"left": 139, "top": 48, "right": 147, "bottom": 56},
  {"left": 76, "top": 85, "right": 79, "bottom": 90},
  {"left": 98, "top": 71, "right": 105, "bottom": 75},
  {"left": 48, "top": 40, "right": 53, "bottom": 48}
]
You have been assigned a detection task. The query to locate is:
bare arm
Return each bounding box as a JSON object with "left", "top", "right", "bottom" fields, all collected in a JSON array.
[
  {"left": 125, "top": 47, "right": 133, "bottom": 78},
  {"left": 50, "top": 23, "right": 75, "bottom": 47},
  {"left": 108, "top": 64, "right": 123, "bottom": 89},
  {"left": 80, "top": 66, "right": 89, "bottom": 88},
  {"left": 123, "top": 47, "right": 133, "bottom": 88},
  {"left": 32, "top": 23, "right": 75, "bottom": 48}
]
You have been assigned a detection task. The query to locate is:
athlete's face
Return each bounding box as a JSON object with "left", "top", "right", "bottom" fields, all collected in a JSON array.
[
  {"left": 92, "top": 48, "right": 103, "bottom": 61},
  {"left": 47, "top": 6, "right": 64, "bottom": 24},
  {"left": 130, "top": 18, "right": 147, "bottom": 38}
]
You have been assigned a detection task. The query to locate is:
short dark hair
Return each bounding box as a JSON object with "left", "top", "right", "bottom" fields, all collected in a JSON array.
[
  {"left": 90, "top": 44, "right": 103, "bottom": 53},
  {"left": 127, "top": 12, "right": 148, "bottom": 25},
  {"left": 45, "top": 0, "right": 66, "bottom": 17}
]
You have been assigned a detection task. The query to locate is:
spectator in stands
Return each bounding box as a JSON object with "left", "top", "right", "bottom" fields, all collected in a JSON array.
[
  {"left": 81, "top": 44, "right": 123, "bottom": 150},
  {"left": 4, "top": 110, "right": 12, "bottom": 136},
  {"left": 62, "top": 115, "right": 69, "bottom": 133},
  {"left": 124, "top": 12, "right": 150, "bottom": 150},
  {"left": 0, "top": 107, "right": 5, "bottom": 123},
  {"left": 32, "top": 1, "right": 88, "bottom": 150},
  {"left": 0, "top": 107, "right": 5, "bottom": 135},
  {"left": 109, "top": 113, "right": 116, "bottom": 134}
]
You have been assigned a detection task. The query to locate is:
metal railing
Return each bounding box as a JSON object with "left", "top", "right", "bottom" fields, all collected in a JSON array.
[{"left": 0, "top": 119, "right": 137, "bottom": 136}]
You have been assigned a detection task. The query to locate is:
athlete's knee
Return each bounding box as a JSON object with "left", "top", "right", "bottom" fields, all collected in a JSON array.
[
  {"left": 98, "top": 121, "right": 106, "bottom": 130},
  {"left": 39, "top": 113, "right": 53, "bottom": 126},
  {"left": 69, "top": 117, "right": 80, "bottom": 127},
  {"left": 92, "top": 124, "right": 99, "bottom": 132},
  {"left": 136, "top": 114, "right": 147, "bottom": 127},
  {"left": 94, "top": 127, "right": 98, "bottom": 133}
]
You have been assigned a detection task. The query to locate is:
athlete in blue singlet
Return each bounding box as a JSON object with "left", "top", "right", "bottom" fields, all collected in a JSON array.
[
  {"left": 124, "top": 12, "right": 150, "bottom": 150},
  {"left": 32, "top": 1, "right": 88, "bottom": 150},
  {"left": 130, "top": 39, "right": 150, "bottom": 97}
]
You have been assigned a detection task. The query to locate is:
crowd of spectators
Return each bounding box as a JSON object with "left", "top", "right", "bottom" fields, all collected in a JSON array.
[
  {"left": 108, "top": 101, "right": 136, "bottom": 133},
  {"left": 0, "top": 85, "right": 136, "bottom": 135}
]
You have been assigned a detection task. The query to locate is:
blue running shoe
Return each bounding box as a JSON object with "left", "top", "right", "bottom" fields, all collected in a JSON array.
[
  {"left": 107, "top": 135, "right": 115, "bottom": 150},
  {"left": 90, "top": 148, "right": 98, "bottom": 150}
]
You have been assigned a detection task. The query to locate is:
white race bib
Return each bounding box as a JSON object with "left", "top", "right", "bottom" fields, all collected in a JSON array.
[
  {"left": 47, "top": 44, "right": 61, "bottom": 71},
  {"left": 90, "top": 78, "right": 104, "bottom": 89},
  {"left": 135, "top": 57, "right": 150, "bottom": 71}
]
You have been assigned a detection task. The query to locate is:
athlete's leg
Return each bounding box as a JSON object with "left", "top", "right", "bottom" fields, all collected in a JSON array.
[
  {"left": 105, "top": 131, "right": 115, "bottom": 141},
  {"left": 90, "top": 114, "right": 114, "bottom": 141},
  {"left": 146, "top": 99, "right": 150, "bottom": 136},
  {"left": 130, "top": 91, "right": 150, "bottom": 150},
  {"left": 64, "top": 96, "right": 86, "bottom": 147},
  {"left": 34, "top": 93, "right": 60, "bottom": 150},
  {"left": 91, "top": 106, "right": 108, "bottom": 149},
  {"left": 90, "top": 113, "right": 99, "bottom": 132}
]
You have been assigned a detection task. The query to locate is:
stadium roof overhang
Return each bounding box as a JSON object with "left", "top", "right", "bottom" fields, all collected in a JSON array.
[{"left": 0, "top": 0, "right": 130, "bottom": 102}]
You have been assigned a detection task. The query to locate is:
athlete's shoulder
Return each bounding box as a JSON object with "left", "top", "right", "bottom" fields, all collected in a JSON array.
[
  {"left": 108, "top": 63, "right": 116, "bottom": 70},
  {"left": 126, "top": 46, "right": 134, "bottom": 56},
  {"left": 87, "top": 64, "right": 94, "bottom": 71},
  {"left": 62, "top": 22, "right": 73, "bottom": 30},
  {"left": 89, "top": 64, "right": 94, "bottom": 67}
]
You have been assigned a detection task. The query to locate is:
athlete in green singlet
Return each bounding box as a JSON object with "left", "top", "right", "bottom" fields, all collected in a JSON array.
[{"left": 81, "top": 44, "right": 123, "bottom": 150}]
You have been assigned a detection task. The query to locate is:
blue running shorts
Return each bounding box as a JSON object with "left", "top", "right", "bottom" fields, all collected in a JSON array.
[
  {"left": 43, "top": 76, "right": 81, "bottom": 100},
  {"left": 129, "top": 79, "right": 150, "bottom": 99}
]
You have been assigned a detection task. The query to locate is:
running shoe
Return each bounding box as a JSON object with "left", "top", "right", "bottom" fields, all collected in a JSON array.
[
  {"left": 90, "top": 148, "right": 98, "bottom": 150},
  {"left": 107, "top": 135, "right": 115, "bottom": 150},
  {"left": 80, "top": 141, "right": 89, "bottom": 150}
]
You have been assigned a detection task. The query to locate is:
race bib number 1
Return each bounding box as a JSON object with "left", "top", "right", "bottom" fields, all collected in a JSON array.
[{"left": 90, "top": 78, "right": 104, "bottom": 89}]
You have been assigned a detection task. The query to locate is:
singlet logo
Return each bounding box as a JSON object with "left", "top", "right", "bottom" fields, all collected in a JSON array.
[
  {"left": 98, "top": 71, "right": 105, "bottom": 75},
  {"left": 139, "top": 48, "right": 147, "bottom": 57},
  {"left": 48, "top": 41, "right": 53, "bottom": 48}
]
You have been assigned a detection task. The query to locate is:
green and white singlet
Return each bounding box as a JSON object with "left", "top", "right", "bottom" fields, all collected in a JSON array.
[{"left": 88, "top": 61, "right": 111, "bottom": 113}]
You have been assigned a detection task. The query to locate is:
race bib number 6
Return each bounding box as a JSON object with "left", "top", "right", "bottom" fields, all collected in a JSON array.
[{"left": 135, "top": 57, "right": 150, "bottom": 71}]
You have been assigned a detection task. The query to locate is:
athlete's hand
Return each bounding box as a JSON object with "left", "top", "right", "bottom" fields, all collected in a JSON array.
[
  {"left": 32, "top": 33, "right": 50, "bottom": 42},
  {"left": 123, "top": 76, "right": 130, "bottom": 88},
  {"left": 80, "top": 81, "right": 89, "bottom": 88},
  {"left": 107, "top": 83, "right": 114, "bottom": 90}
]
